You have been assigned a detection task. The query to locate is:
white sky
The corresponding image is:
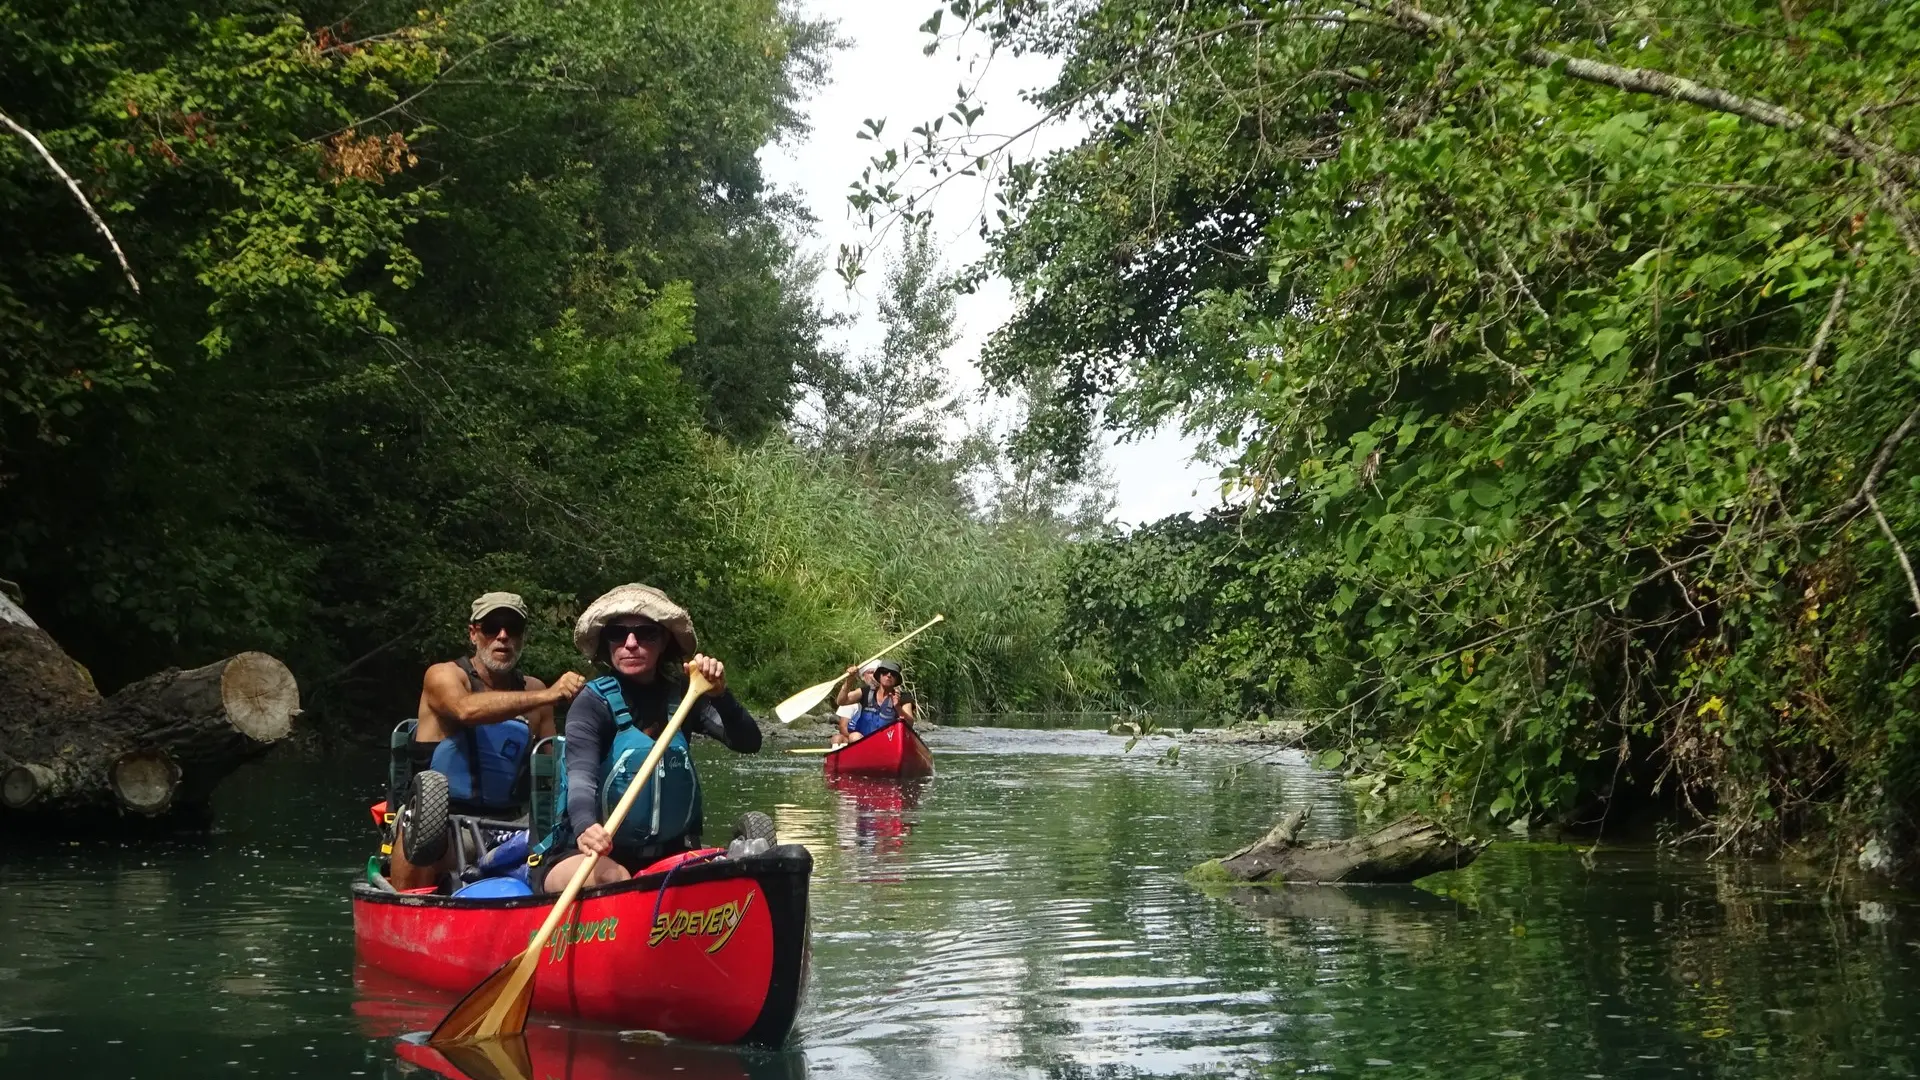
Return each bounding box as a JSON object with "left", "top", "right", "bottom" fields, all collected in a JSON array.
[{"left": 758, "top": 0, "right": 1221, "bottom": 528}]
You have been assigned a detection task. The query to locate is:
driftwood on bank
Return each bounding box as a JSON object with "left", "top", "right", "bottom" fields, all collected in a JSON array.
[
  {"left": 1202, "top": 807, "right": 1487, "bottom": 884},
  {"left": 0, "top": 592, "right": 299, "bottom": 820}
]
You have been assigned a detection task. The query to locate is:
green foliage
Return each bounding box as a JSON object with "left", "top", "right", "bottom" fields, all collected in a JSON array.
[
  {"left": 0, "top": 0, "right": 835, "bottom": 700},
  {"left": 0, "top": 0, "right": 1111, "bottom": 728},
  {"left": 881, "top": 0, "right": 1920, "bottom": 849},
  {"left": 709, "top": 439, "right": 1109, "bottom": 714},
  {"left": 1063, "top": 506, "right": 1338, "bottom": 714}
]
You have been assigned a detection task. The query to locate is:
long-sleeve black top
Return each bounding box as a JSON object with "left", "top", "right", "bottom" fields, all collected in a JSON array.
[{"left": 561, "top": 675, "right": 761, "bottom": 838}]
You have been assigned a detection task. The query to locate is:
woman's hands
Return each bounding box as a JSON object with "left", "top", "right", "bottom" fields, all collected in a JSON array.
[
  {"left": 688, "top": 653, "right": 727, "bottom": 697},
  {"left": 577, "top": 822, "right": 614, "bottom": 858}
]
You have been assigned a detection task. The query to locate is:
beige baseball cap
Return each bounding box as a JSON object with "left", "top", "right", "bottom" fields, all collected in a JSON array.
[{"left": 469, "top": 592, "right": 529, "bottom": 623}]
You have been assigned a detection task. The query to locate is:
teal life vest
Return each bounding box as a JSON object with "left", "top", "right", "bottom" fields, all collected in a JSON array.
[{"left": 530, "top": 676, "right": 702, "bottom": 865}]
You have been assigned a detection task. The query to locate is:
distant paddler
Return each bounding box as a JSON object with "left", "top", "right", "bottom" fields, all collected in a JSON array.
[
  {"left": 772, "top": 614, "right": 945, "bottom": 724},
  {"left": 831, "top": 657, "right": 915, "bottom": 747}
]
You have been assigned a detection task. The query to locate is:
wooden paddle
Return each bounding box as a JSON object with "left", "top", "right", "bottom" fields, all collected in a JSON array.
[
  {"left": 428, "top": 666, "right": 714, "bottom": 1046},
  {"left": 783, "top": 747, "right": 834, "bottom": 755},
  {"left": 772, "top": 614, "right": 944, "bottom": 724}
]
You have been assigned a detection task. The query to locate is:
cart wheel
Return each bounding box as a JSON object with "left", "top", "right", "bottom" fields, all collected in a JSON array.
[
  {"left": 732, "top": 810, "right": 777, "bottom": 843},
  {"left": 403, "top": 770, "right": 451, "bottom": 865}
]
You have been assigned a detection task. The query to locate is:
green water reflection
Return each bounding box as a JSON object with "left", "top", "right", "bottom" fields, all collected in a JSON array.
[{"left": 1, "top": 725, "right": 1917, "bottom": 1078}]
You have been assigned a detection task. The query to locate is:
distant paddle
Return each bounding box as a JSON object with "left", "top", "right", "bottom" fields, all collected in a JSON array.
[
  {"left": 429, "top": 665, "right": 715, "bottom": 1046},
  {"left": 783, "top": 747, "right": 834, "bottom": 755},
  {"left": 772, "top": 615, "right": 945, "bottom": 725}
]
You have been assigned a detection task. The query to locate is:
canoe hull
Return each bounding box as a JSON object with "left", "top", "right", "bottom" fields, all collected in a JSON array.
[
  {"left": 822, "top": 721, "right": 933, "bottom": 779},
  {"left": 351, "top": 847, "right": 811, "bottom": 1046}
]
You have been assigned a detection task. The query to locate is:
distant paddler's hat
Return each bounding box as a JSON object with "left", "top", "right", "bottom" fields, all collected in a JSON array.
[
  {"left": 872, "top": 657, "right": 903, "bottom": 677},
  {"left": 470, "top": 591, "right": 528, "bottom": 622},
  {"left": 573, "top": 583, "right": 697, "bottom": 660}
]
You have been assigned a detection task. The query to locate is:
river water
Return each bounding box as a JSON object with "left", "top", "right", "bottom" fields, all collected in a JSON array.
[{"left": 3, "top": 725, "right": 1918, "bottom": 1078}]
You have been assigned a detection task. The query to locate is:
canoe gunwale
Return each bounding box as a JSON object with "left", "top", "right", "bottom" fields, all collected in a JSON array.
[{"left": 350, "top": 847, "right": 812, "bottom": 911}]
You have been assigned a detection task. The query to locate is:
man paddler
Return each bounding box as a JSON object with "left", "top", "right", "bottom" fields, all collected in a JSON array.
[
  {"left": 529, "top": 584, "right": 762, "bottom": 893},
  {"left": 391, "top": 592, "right": 585, "bottom": 889}
]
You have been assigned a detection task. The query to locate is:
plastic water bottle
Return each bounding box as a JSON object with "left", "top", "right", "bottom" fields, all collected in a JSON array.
[{"left": 727, "top": 836, "right": 771, "bottom": 859}]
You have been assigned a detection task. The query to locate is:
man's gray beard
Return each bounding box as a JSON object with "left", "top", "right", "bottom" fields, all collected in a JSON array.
[{"left": 476, "top": 648, "right": 521, "bottom": 677}]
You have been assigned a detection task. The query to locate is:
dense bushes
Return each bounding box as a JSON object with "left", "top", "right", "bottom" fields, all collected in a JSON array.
[{"left": 868, "top": 0, "right": 1920, "bottom": 852}]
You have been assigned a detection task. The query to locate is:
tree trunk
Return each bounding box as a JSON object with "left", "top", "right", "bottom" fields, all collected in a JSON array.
[
  {"left": 1200, "top": 807, "right": 1488, "bottom": 884},
  {"left": 0, "top": 595, "right": 300, "bottom": 821}
]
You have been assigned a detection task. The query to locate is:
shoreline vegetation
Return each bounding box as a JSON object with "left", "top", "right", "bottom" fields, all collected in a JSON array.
[
  {"left": 839, "top": 0, "right": 1920, "bottom": 877},
  {"left": 8, "top": 0, "right": 1920, "bottom": 878}
]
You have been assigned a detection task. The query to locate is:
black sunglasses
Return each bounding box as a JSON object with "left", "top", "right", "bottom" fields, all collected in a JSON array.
[
  {"left": 601, "top": 622, "right": 667, "bottom": 647},
  {"left": 476, "top": 615, "right": 526, "bottom": 638}
]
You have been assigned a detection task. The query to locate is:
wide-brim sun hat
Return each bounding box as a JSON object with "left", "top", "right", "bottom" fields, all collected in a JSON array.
[
  {"left": 872, "top": 657, "right": 902, "bottom": 677},
  {"left": 573, "top": 583, "right": 698, "bottom": 660}
]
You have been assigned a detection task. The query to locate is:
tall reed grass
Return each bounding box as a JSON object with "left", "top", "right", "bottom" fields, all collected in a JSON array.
[{"left": 703, "top": 439, "right": 1110, "bottom": 715}]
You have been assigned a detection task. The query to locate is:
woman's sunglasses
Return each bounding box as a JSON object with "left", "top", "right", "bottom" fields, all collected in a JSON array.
[{"left": 602, "top": 622, "right": 667, "bottom": 648}]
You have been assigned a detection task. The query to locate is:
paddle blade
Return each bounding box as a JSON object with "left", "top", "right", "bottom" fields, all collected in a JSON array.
[
  {"left": 428, "top": 948, "right": 536, "bottom": 1045},
  {"left": 774, "top": 677, "right": 839, "bottom": 724},
  {"left": 436, "top": 1034, "right": 535, "bottom": 1080}
]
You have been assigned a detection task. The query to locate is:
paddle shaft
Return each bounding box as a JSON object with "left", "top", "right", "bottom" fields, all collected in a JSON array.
[
  {"left": 773, "top": 614, "right": 945, "bottom": 724},
  {"left": 853, "top": 614, "right": 944, "bottom": 672},
  {"left": 476, "top": 668, "right": 714, "bottom": 1034}
]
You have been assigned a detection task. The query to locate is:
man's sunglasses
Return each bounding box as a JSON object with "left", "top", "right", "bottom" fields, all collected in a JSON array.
[
  {"left": 475, "top": 615, "right": 526, "bottom": 638},
  {"left": 602, "top": 623, "right": 667, "bottom": 647}
]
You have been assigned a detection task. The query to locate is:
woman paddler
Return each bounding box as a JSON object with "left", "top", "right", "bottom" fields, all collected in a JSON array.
[
  {"left": 528, "top": 583, "right": 762, "bottom": 893},
  {"left": 831, "top": 657, "right": 916, "bottom": 746}
]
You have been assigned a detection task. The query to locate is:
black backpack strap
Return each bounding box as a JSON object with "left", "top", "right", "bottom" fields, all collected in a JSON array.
[{"left": 449, "top": 659, "right": 485, "bottom": 793}]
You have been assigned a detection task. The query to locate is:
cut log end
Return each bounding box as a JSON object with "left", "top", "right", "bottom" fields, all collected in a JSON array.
[
  {"left": 220, "top": 651, "right": 300, "bottom": 742},
  {"left": 111, "top": 749, "right": 181, "bottom": 815},
  {"left": 3, "top": 763, "right": 56, "bottom": 809}
]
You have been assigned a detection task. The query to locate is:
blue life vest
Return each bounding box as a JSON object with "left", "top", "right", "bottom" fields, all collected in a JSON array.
[
  {"left": 430, "top": 659, "right": 530, "bottom": 812},
  {"left": 850, "top": 687, "right": 904, "bottom": 737},
  {"left": 530, "top": 676, "right": 702, "bottom": 865}
]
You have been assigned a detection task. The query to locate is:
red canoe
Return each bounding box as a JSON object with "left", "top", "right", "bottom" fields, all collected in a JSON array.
[
  {"left": 822, "top": 721, "right": 934, "bottom": 779},
  {"left": 351, "top": 847, "right": 811, "bottom": 1047}
]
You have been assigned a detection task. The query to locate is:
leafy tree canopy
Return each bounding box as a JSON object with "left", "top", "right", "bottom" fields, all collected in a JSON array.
[{"left": 857, "top": 0, "right": 1920, "bottom": 851}]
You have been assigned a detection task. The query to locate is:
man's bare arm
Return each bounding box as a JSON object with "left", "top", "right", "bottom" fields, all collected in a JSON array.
[
  {"left": 423, "top": 664, "right": 568, "bottom": 727},
  {"left": 523, "top": 674, "right": 558, "bottom": 741}
]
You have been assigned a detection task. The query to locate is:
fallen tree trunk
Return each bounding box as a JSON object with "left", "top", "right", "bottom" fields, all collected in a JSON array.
[
  {"left": 1197, "top": 807, "right": 1487, "bottom": 884},
  {"left": 0, "top": 593, "right": 299, "bottom": 821}
]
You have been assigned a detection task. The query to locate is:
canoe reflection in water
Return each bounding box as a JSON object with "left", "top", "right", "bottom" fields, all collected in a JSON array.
[
  {"left": 826, "top": 775, "right": 926, "bottom": 858},
  {"left": 356, "top": 963, "right": 809, "bottom": 1080}
]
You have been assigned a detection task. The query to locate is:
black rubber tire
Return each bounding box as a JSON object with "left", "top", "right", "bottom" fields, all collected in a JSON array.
[
  {"left": 732, "top": 810, "right": 777, "bottom": 844},
  {"left": 403, "top": 769, "right": 451, "bottom": 865}
]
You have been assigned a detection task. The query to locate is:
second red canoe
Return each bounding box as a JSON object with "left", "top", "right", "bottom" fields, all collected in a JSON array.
[{"left": 823, "top": 721, "right": 934, "bottom": 779}]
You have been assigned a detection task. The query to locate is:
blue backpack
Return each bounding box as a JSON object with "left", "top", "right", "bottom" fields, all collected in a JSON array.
[
  {"left": 530, "top": 677, "right": 702, "bottom": 864},
  {"left": 429, "top": 658, "right": 531, "bottom": 812}
]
